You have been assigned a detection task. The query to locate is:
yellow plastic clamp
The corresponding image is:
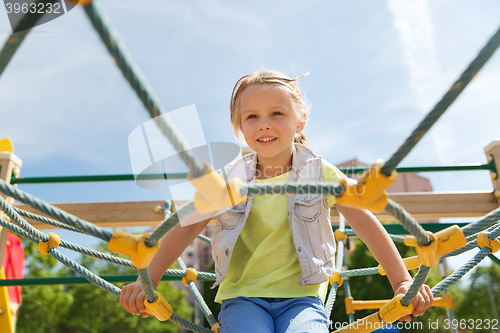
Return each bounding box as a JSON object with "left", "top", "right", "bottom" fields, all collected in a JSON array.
[
  {"left": 143, "top": 291, "right": 173, "bottom": 321},
  {"left": 335, "top": 161, "right": 397, "bottom": 212},
  {"left": 477, "top": 232, "right": 500, "bottom": 253},
  {"left": 344, "top": 296, "right": 355, "bottom": 314},
  {"left": 211, "top": 323, "right": 221, "bottom": 333},
  {"left": 334, "top": 312, "right": 382, "bottom": 333},
  {"left": 182, "top": 267, "right": 198, "bottom": 286},
  {"left": 379, "top": 294, "right": 413, "bottom": 324},
  {"left": 335, "top": 229, "right": 348, "bottom": 243},
  {"left": 38, "top": 232, "right": 61, "bottom": 255},
  {"left": 432, "top": 294, "right": 454, "bottom": 310},
  {"left": 404, "top": 225, "right": 466, "bottom": 267},
  {"left": 378, "top": 256, "right": 421, "bottom": 276},
  {"left": 107, "top": 230, "right": 160, "bottom": 268},
  {"left": 65, "top": 0, "right": 93, "bottom": 6},
  {"left": 188, "top": 163, "right": 246, "bottom": 213},
  {"left": 329, "top": 271, "right": 343, "bottom": 287}
]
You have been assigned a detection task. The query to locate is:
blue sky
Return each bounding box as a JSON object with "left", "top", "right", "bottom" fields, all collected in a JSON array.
[{"left": 1, "top": 1, "right": 500, "bottom": 271}]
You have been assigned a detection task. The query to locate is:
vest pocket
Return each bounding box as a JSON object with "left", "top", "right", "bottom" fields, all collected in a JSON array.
[
  {"left": 218, "top": 202, "right": 247, "bottom": 229},
  {"left": 295, "top": 194, "right": 322, "bottom": 222}
]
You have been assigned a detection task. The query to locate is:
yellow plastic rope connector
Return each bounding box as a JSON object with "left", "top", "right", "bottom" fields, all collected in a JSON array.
[
  {"left": 38, "top": 232, "right": 61, "bottom": 255},
  {"left": 404, "top": 225, "right": 466, "bottom": 267},
  {"left": 188, "top": 163, "right": 246, "bottom": 213},
  {"left": 329, "top": 271, "right": 343, "bottom": 287},
  {"left": 379, "top": 294, "right": 413, "bottom": 324},
  {"left": 477, "top": 232, "right": 500, "bottom": 253},
  {"left": 65, "top": 0, "right": 93, "bottom": 6},
  {"left": 335, "top": 161, "right": 397, "bottom": 212},
  {"left": 182, "top": 267, "right": 198, "bottom": 286},
  {"left": 107, "top": 231, "right": 160, "bottom": 269},
  {"left": 433, "top": 293, "right": 454, "bottom": 310},
  {"left": 143, "top": 291, "right": 173, "bottom": 321},
  {"left": 344, "top": 297, "right": 355, "bottom": 314},
  {"left": 335, "top": 229, "right": 347, "bottom": 243},
  {"left": 346, "top": 296, "right": 449, "bottom": 312},
  {"left": 378, "top": 256, "right": 421, "bottom": 276},
  {"left": 211, "top": 323, "right": 221, "bottom": 333}
]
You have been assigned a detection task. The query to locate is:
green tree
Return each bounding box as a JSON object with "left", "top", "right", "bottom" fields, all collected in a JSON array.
[
  {"left": 16, "top": 240, "right": 193, "bottom": 333},
  {"left": 454, "top": 263, "right": 500, "bottom": 333}
]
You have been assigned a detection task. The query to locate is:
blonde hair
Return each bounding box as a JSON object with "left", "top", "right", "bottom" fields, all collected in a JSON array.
[{"left": 230, "top": 69, "right": 310, "bottom": 146}]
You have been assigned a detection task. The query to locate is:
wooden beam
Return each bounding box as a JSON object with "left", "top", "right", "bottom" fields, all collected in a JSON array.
[
  {"left": 14, "top": 191, "right": 498, "bottom": 230},
  {"left": 14, "top": 201, "right": 167, "bottom": 229},
  {"left": 331, "top": 190, "right": 498, "bottom": 222}
]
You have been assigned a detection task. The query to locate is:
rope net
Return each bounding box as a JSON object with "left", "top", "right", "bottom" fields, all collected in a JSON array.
[{"left": 1, "top": 1, "right": 499, "bottom": 332}]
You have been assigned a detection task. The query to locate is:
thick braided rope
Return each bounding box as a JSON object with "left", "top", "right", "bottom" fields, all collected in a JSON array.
[
  {"left": 340, "top": 267, "right": 379, "bottom": 278},
  {"left": 1, "top": 212, "right": 217, "bottom": 280},
  {"left": 59, "top": 239, "right": 135, "bottom": 267},
  {"left": 0, "top": 31, "right": 29, "bottom": 78},
  {"left": 0, "top": 179, "right": 112, "bottom": 242},
  {"left": 1, "top": 217, "right": 211, "bottom": 333},
  {"left": 169, "top": 313, "right": 213, "bottom": 333},
  {"left": 162, "top": 269, "right": 216, "bottom": 281},
  {"left": 382, "top": 24, "right": 500, "bottom": 176},
  {"left": 325, "top": 248, "right": 342, "bottom": 314},
  {"left": 14, "top": 207, "right": 83, "bottom": 233},
  {"left": 446, "top": 240, "right": 479, "bottom": 258},
  {"left": 0, "top": 194, "right": 47, "bottom": 241},
  {"left": 51, "top": 248, "right": 210, "bottom": 333},
  {"left": 400, "top": 265, "right": 431, "bottom": 306},
  {"left": 146, "top": 201, "right": 197, "bottom": 247},
  {"left": 0, "top": 217, "right": 41, "bottom": 244},
  {"left": 241, "top": 182, "right": 344, "bottom": 197},
  {"left": 197, "top": 234, "right": 211, "bottom": 244},
  {"left": 50, "top": 247, "right": 121, "bottom": 297},
  {"left": 83, "top": 1, "right": 205, "bottom": 178},
  {"left": 326, "top": 214, "right": 347, "bottom": 316},
  {"left": 389, "top": 234, "right": 406, "bottom": 243},
  {"left": 489, "top": 223, "right": 500, "bottom": 239},
  {"left": 0, "top": 0, "right": 58, "bottom": 78},
  {"left": 341, "top": 228, "right": 406, "bottom": 243},
  {"left": 138, "top": 268, "right": 157, "bottom": 303},
  {"left": 177, "top": 259, "right": 218, "bottom": 328},
  {"left": 432, "top": 247, "right": 491, "bottom": 296},
  {"left": 461, "top": 206, "right": 500, "bottom": 237},
  {"left": 446, "top": 223, "right": 500, "bottom": 258},
  {"left": 385, "top": 199, "right": 431, "bottom": 245}
]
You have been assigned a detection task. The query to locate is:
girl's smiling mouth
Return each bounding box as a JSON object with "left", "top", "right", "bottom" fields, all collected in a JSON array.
[{"left": 257, "top": 136, "right": 277, "bottom": 145}]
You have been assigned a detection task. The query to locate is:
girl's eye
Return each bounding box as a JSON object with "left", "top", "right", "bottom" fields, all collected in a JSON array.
[
  {"left": 272, "top": 111, "right": 283, "bottom": 116},
  {"left": 247, "top": 115, "right": 257, "bottom": 120}
]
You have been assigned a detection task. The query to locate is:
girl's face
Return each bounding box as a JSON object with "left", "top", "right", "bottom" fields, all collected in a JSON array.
[{"left": 239, "top": 84, "right": 305, "bottom": 161}]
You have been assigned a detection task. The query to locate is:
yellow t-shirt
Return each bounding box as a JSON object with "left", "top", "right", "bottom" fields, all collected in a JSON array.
[{"left": 215, "top": 160, "right": 346, "bottom": 302}]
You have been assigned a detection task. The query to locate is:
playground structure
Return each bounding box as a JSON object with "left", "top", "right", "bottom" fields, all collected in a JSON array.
[{"left": 1, "top": 1, "right": 500, "bottom": 333}]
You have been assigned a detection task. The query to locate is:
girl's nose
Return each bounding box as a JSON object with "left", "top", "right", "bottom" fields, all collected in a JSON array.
[{"left": 258, "top": 121, "right": 271, "bottom": 131}]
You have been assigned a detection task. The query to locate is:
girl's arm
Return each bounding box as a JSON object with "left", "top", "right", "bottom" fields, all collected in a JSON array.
[
  {"left": 120, "top": 215, "right": 213, "bottom": 316},
  {"left": 335, "top": 203, "right": 434, "bottom": 321}
]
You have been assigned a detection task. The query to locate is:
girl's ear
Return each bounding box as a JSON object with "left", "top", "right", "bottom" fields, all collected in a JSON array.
[{"left": 296, "top": 114, "right": 307, "bottom": 133}]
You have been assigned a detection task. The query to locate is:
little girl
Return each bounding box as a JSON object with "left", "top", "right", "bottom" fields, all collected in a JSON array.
[{"left": 120, "top": 70, "right": 434, "bottom": 332}]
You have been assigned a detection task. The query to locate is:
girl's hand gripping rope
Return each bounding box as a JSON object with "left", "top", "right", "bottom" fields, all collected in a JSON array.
[
  {"left": 393, "top": 281, "right": 433, "bottom": 322},
  {"left": 120, "top": 279, "right": 154, "bottom": 318}
]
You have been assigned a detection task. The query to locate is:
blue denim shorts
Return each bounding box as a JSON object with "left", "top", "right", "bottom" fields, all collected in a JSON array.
[{"left": 218, "top": 296, "right": 330, "bottom": 333}]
